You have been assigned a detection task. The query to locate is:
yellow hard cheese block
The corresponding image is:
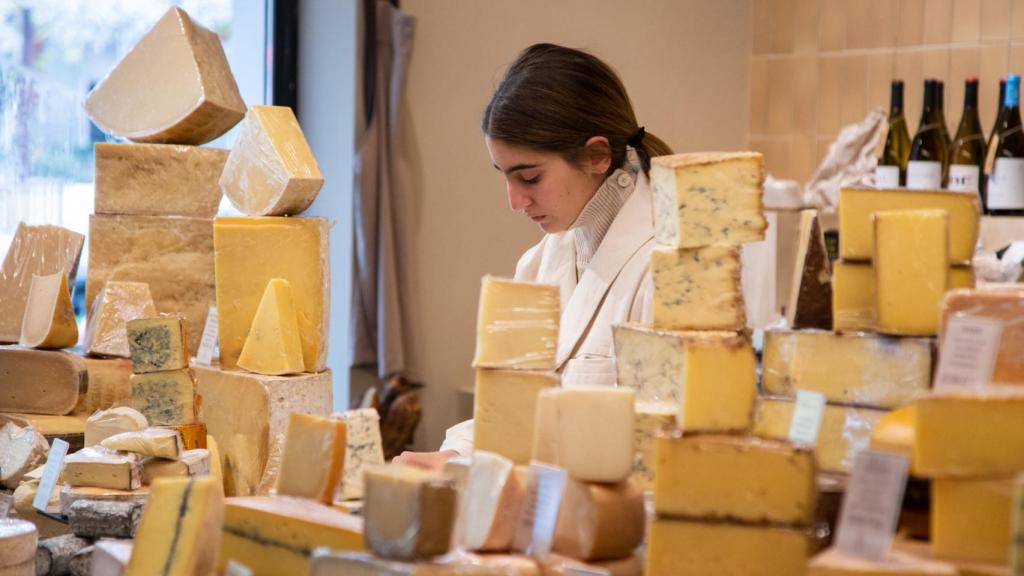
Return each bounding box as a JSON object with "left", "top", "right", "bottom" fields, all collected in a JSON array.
[
  {"left": 130, "top": 369, "right": 196, "bottom": 426},
  {"left": 220, "top": 105, "right": 324, "bottom": 216},
  {"left": 838, "top": 186, "right": 980, "bottom": 263},
  {"left": 645, "top": 519, "right": 808, "bottom": 576},
  {"left": 654, "top": 434, "right": 817, "bottom": 525},
  {"left": 874, "top": 209, "right": 950, "bottom": 336},
  {"left": 762, "top": 329, "right": 932, "bottom": 408},
  {"left": 808, "top": 546, "right": 958, "bottom": 575},
  {"left": 127, "top": 476, "right": 223, "bottom": 576},
  {"left": 237, "top": 278, "right": 305, "bottom": 375},
  {"left": 275, "top": 413, "right": 346, "bottom": 504},
  {"left": 214, "top": 217, "right": 329, "bottom": 372},
  {"left": 85, "top": 281, "right": 157, "bottom": 358},
  {"left": 472, "top": 276, "right": 560, "bottom": 370},
  {"left": 914, "top": 390, "right": 1024, "bottom": 477},
  {"left": 933, "top": 477, "right": 1012, "bottom": 564},
  {"left": 126, "top": 316, "right": 189, "bottom": 374},
  {"left": 754, "top": 398, "right": 886, "bottom": 474},
  {"left": 363, "top": 464, "right": 457, "bottom": 561},
  {"left": 941, "top": 287, "right": 1024, "bottom": 386},
  {"left": 870, "top": 405, "right": 917, "bottom": 474},
  {"left": 19, "top": 273, "right": 77, "bottom": 349},
  {"left": 83, "top": 7, "right": 245, "bottom": 145},
  {"left": 308, "top": 551, "right": 541, "bottom": 576},
  {"left": 651, "top": 245, "right": 745, "bottom": 330},
  {"left": 650, "top": 151, "right": 766, "bottom": 247},
  {"left": 612, "top": 324, "right": 757, "bottom": 431},
  {"left": 474, "top": 369, "right": 558, "bottom": 465},
  {"left": 552, "top": 477, "right": 645, "bottom": 562}
]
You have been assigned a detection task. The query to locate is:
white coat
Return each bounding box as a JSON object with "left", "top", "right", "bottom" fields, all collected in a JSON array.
[{"left": 440, "top": 163, "right": 655, "bottom": 455}]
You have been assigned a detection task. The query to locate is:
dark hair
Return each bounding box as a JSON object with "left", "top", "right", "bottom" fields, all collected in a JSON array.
[{"left": 482, "top": 43, "right": 673, "bottom": 176}]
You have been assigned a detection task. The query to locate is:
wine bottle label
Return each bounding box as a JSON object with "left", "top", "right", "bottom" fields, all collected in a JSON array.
[
  {"left": 948, "top": 164, "right": 981, "bottom": 192},
  {"left": 874, "top": 165, "right": 900, "bottom": 188},
  {"left": 989, "top": 158, "right": 1024, "bottom": 209},
  {"left": 906, "top": 160, "right": 942, "bottom": 189}
]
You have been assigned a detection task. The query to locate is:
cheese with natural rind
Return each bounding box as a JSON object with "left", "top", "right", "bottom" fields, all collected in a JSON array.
[
  {"left": 142, "top": 449, "right": 211, "bottom": 485},
  {"left": 78, "top": 357, "right": 133, "bottom": 414},
  {"left": 808, "top": 546, "right": 958, "bottom": 575},
  {"left": 612, "top": 324, "right": 756, "bottom": 431},
  {"left": 220, "top": 105, "right": 324, "bottom": 216},
  {"left": 83, "top": 7, "right": 245, "bottom": 145},
  {"left": 84, "top": 408, "right": 149, "bottom": 447},
  {"left": 275, "top": 413, "right": 346, "bottom": 504},
  {"left": 87, "top": 214, "right": 214, "bottom": 357},
  {"left": 472, "top": 276, "right": 560, "bottom": 370},
  {"left": 533, "top": 387, "right": 635, "bottom": 483},
  {"left": 0, "top": 223, "right": 84, "bottom": 343},
  {"left": 62, "top": 447, "right": 142, "bottom": 490},
  {"left": 874, "top": 209, "right": 950, "bottom": 336},
  {"left": 552, "top": 477, "right": 645, "bottom": 561},
  {"left": 237, "top": 278, "right": 306, "bottom": 375},
  {"left": 130, "top": 369, "right": 196, "bottom": 426},
  {"left": 650, "top": 151, "right": 766, "bottom": 247},
  {"left": 632, "top": 408, "right": 676, "bottom": 490},
  {"left": 0, "top": 346, "right": 85, "bottom": 415},
  {"left": 126, "top": 476, "right": 224, "bottom": 576},
  {"left": 160, "top": 422, "right": 207, "bottom": 450},
  {"left": 19, "top": 273, "right": 77, "bottom": 349},
  {"left": 59, "top": 485, "right": 150, "bottom": 517},
  {"left": 214, "top": 217, "right": 329, "bottom": 371},
  {"left": 332, "top": 409, "right": 384, "bottom": 501},
  {"left": 85, "top": 281, "right": 158, "bottom": 358},
  {"left": 193, "top": 363, "right": 332, "bottom": 496},
  {"left": 646, "top": 519, "right": 809, "bottom": 576},
  {"left": 870, "top": 406, "right": 916, "bottom": 472},
  {"left": 101, "top": 428, "right": 183, "bottom": 459},
  {"left": 0, "top": 519, "right": 38, "bottom": 570},
  {"left": 932, "top": 477, "right": 1012, "bottom": 563},
  {"left": 94, "top": 142, "right": 227, "bottom": 217},
  {"left": 754, "top": 397, "right": 887, "bottom": 474},
  {"left": 218, "top": 495, "right": 363, "bottom": 576},
  {"left": 787, "top": 209, "right": 833, "bottom": 330},
  {"left": 941, "top": 287, "right": 1024, "bottom": 386},
  {"left": 839, "top": 186, "right": 979, "bottom": 263},
  {"left": 654, "top": 433, "right": 817, "bottom": 525},
  {"left": 0, "top": 423, "right": 48, "bottom": 490},
  {"left": 914, "top": 390, "right": 1024, "bottom": 477},
  {"left": 474, "top": 369, "right": 558, "bottom": 465},
  {"left": 460, "top": 451, "right": 525, "bottom": 552},
  {"left": 92, "top": 539, "right": 133, "bottom": 576},
  {"left": 308, "top": 551, "right": 540, "bottom": 576},
  {"left": 651, "top": 245, "right": 745, "bottom": 330},
  {"left": 126, "top": 316, "right": 189, "bottom": 374},
  {"left": 363, "top": 464, "right": 457, "bottom": 561},
  {"left": 762, "top": 329, "right": 932, "bottom": 408}
]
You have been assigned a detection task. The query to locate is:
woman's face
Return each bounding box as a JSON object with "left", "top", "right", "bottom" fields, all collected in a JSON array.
[{"left": 486, "top": 137, "right": 603, "bottom": 233}]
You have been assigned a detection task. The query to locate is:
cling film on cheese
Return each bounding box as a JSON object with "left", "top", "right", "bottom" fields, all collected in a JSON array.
[
  {"left": 472, "top": 276, "right": 560, "bottom": 370},
  {"left": 940, "top": 287, "right": 1024, "bottom": 386}
]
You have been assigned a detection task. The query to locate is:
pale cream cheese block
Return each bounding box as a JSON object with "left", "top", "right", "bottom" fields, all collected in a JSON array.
[
  {"left": 130, "top": 369, "right": 197, "bottom": 426},
  {"left": 332, "top": 408, "right": 384, "bottom": 501},
  {"left": 126, "top": 315, "right": 190, "bottom": 374},
  {"left": 0, "top": 519, "right": 38, "bottom": 571},
  {"left": 460, "top": 450, "right": 525, "bottom": 552},
  {"left": 62, "top": 447, "right": 143, "bottom": 491},
  {"left": 651, "top": 245, "right": 746, "bottom": 330},
  {"left": 142, "top": 449, "right": 211, "bottom": 485},
  {"left": 101, "top": 427, "right": 183, "bottom": 459},
  {"left": 0, "top": 423, "right": 48, "bottom": 490},
  {"left": 472, "top": 276, "right": 560, "bottom": 370},
  {"left": 474, "top": 369, "right": 559, "bottom": 465}
]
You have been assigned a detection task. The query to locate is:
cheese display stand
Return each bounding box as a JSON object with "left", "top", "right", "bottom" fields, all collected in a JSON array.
[{"left": 3, "top": 6, "right": 1024, "bottom": 576}]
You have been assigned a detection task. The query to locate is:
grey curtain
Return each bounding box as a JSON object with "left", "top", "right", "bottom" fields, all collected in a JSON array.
[{"left": 351, "top": 0, "right": 415, "bottom": 379}]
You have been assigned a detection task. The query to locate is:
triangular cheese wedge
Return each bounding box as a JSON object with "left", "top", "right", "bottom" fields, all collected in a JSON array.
[
  {"left": 84, "top": 281, "right": 157, "bottom": 358},
  {"left": 237, "top": 279, "right": 305, "bottom": 375},
  {"left": 127, "top": 476, "right": 224, "bottom": 575},
  {"left": 786, "top": 209, "right": 833, "bottom": 330},
  {"left": 19, "top": 273, "right": 78, "bottom": 349}
]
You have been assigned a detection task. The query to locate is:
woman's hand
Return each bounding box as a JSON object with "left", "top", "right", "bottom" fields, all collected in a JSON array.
[{"left": 392, "top": 450, "right": 459, "bottom": 471}]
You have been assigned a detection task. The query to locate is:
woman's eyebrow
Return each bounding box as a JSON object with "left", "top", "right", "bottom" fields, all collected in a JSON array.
[{"left": 493, "top": 163, "right": 541, "bottom": 174}]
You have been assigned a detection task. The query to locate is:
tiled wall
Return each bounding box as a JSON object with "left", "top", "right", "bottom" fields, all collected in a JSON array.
[{"left": 751, "top": 0, "right": 1024, "bottom": 184}]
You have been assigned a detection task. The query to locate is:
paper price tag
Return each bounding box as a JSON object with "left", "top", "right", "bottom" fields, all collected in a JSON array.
[
  {"left": 513, "top": 462, "right": 568, "bottom": 559},
  {"left": 225, "top": 560, "right": 253, "bottom": 576},
  {"left": 835, "top": 450, "right": 909, "bottom": 562},
  {"left": 788, "top": 390, "right": 826, "bottom": 445},
  {"left": 935, "top": 316, "right": 1003, "bottom": 389},
  {"left": 33, "top": 438, "right": 69, "bottom": 512},
  {"left": 196, "top": 305, "right": 219, "bottom": 366},
  {"left": 1011, "top": 475, "right": 1024, "bottom": 576}
]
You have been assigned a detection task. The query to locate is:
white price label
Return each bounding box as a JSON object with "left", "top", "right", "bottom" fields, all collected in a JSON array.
[
  {"left": 874, "top": 165, "right": 900, "bottom": 188},
  {"left": 835, "top": 450, "right": 909, "bottom": 562},
  {"left": 948, "top": 164, "right": 981, "bottom": 192},
  {"left": 935, "top": 316, "right": 1003, "bottom": 389},
  {"left": 906, "top": 160, "right": 942, "bottom": 190},
  {"left": 788, "top": 390, "right": 826, "bottom": 445},
  {"left": 196, "top": 305, "right": 218, "bottom": 366},
  {"left": 513, "top": 462, "right": 568, "bottom": 559},
  {"left": 33, "top": 439, "right": 69, "bottom": 512},
  {"left": 990, "top": 157, "right": 1024, "bottom": 210}
]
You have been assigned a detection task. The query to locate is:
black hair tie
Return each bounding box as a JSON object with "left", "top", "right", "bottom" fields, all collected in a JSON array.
[{"left": 627, "top": 126, "right": 646, "bottom": 147}]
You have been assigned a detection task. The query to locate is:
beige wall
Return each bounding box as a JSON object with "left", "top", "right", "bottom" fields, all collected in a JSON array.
[{"left": 395, "top": 0, "right": 752, "bottom": 450}]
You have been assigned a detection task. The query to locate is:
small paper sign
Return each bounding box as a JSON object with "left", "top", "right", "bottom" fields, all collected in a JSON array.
[
  {"left": 788, "top": 389, "right": 826, "bottom": 445},
  {"left": 834, "top": 450, "right": 909, "bottom": 562},
  {"left": 513, "top": 462, "right": 568, "bottom": 558},
  {"left": 935, "top": 316, "right": 1003, "bottom": 389},
  {"left": 224, "top": 560, "right": 253, "bottom": 576},
  {"left": 196, "top": 305, "right": 219, "bottom": 366},
  {"left": 1011, "top": 475, "right": 1024, "bottom": 576},
  {"left": 33, "top": 438, "right": 69, "bottom": 512}
]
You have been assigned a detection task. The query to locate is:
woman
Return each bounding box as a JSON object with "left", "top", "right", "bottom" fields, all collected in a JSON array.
[{"left": 395, "top": 43, "right": 672, "bottom": 470}]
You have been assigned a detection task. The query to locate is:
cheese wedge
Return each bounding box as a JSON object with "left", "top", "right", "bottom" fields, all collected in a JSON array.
[
  {"left": 651, "top": 245, "right": 745, "bottom": 330},
  {"left": 941, "top": 287, "right": 1024, "bottom": 386},
  {"left": 126, "top": 316, "right": 189, "bottom": 374},
  {"left": 19, "top": 273, "right": 77, "bottom": 349},
  {"left": 646, "top": 519, "right": 808, "bottom": 576},
  {"left": 461, "top": 451, "right": 525, "bottom": 552},
  {"left": 552, "top": 477, "right": 645, "bottom": 561},
  {"left": 914, "top": 390, "right": 1024, "bottom": 477},
  {"left": 474, "top": 369, "right": 559, "bottom": 465},
  {"left": 275, "top": 413, "right": 346, "bottom": 504},
  {"left": 142, "top": 449, "right": 211, "bottom": 485},
  {"left": 0, "top": 423, "right": 48, "bottom": 490},
  {"left": 85, "top": 281, "right": 158, "bottom": 358},
  {"left": 363, "top": 464, "right": 457, "bottom": 561},
  {"left": 932, "top": 477, "right": 1012, "bottom": 563},
  {"left": 62, "top": 447, "right": 142, "bottom": 491},
  {"left": 101, "top": 428, "right": 183, "bottom": 459},
  {"left": 237, "top": 279, "right": 306, "bottom": 375},
  {"left": 130, "top": 369, "right": 196, "bottom": 426},
  {"left": 874, "top": 209, "right": 950, "bottom": 336},
  {"left": 333, "top": 409, "right": 384, "bottom": 501},
  {"left": 808, "top": 546, "right": 958, "bottom": 575},
  {"left": 84, "top": 7, "right": 245, "bottom": 145},
  {"left": 92, "top": 539, "right": 134, "bottom": 576},
  {"left": 472, "top": 276, "right": 560, "bottom": 370},
  {"left": 787, "top": 209, "right": 833, "bottom": 330}
]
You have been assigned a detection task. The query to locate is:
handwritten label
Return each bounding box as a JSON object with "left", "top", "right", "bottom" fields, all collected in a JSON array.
[
  {"left": 513, "top": 462, "right": 568, "bottom": 559},
  {"left": 196, "top": 305, "right": 218, "bottom": 366},
  {"left": 33, "top": 439, "right": 69, "bottom": 512},
  {"left": 935, "top": 316, "right": 1003, "bottom": 389},
  {"left": 788, "top": 390, "right": 826, "bottom": 445},
  {"left": 835, "top": 450, "right": 909, "bottom": 562}
]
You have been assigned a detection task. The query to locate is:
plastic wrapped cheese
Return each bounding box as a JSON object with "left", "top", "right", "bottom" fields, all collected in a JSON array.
[{"left": 84, "top": 281, "right": 157, "bottom": 358}]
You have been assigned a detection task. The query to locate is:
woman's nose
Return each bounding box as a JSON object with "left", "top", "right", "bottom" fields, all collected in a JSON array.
[{"left": 507, "top": 184, "right": 532, "bottom": 211}]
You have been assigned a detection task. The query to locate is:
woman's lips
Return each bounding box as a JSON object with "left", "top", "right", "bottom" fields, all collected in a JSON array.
[{"left": 529, "top": 214, "right": 545, "bottom": 222}]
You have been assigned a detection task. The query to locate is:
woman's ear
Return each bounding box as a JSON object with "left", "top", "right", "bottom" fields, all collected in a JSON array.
[{"left": 583, "top": 136, "right": 612, "bottom": 175}]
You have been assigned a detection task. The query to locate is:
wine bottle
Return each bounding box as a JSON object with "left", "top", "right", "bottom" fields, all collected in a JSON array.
[
  {"left": 936, "top": 80, "right": 952, "bottom": 149},
  {"left": 907, "top": 79, "right": 947, "bottom": 189},
  {"left": 988, "top": 74, "right": 1024, "bottom": 215},
  {"left": 985, "top": 78, "right": 1007, "bottom": 194},
  {"left": 948, "top": 77, "right": 987, "bottom": 201},
  {"left": 876, "top": 80, "right": 911, "bottom": 187}
]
